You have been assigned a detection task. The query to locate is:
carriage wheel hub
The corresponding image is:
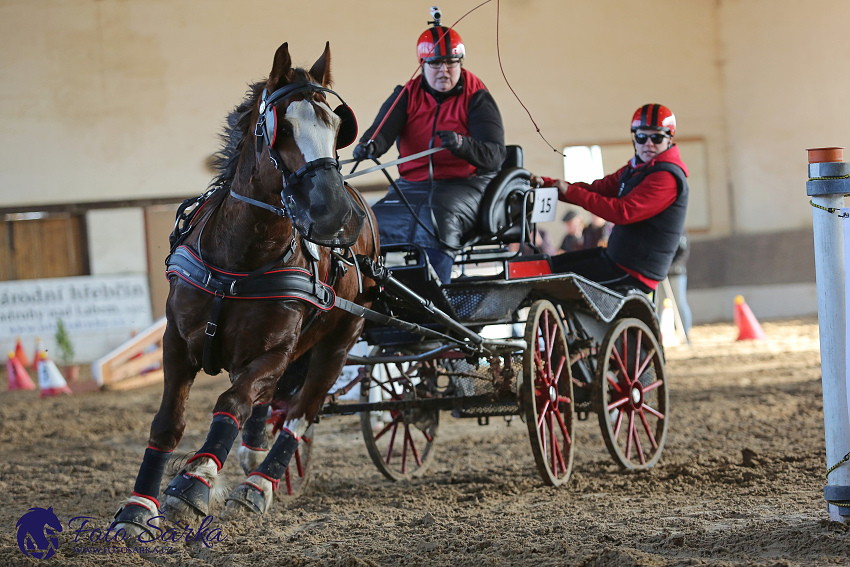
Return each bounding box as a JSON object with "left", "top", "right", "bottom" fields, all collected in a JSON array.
[
  {"left": 549, "top": 386, "right": 557, "bottom": 403},
  {"left": 631, "top": 387, "right": 641, "bottom": 405}
]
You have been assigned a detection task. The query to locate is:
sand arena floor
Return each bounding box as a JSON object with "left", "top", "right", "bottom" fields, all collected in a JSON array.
[{"left": 0, "top": 318, "right": 848, "bottom": 566}]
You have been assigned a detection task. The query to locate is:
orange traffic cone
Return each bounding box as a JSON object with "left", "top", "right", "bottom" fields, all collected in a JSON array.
[
  {"left": 734, "top": 295, "right": 766, "bottom": 341},
  {"left": 7, "top": 351, "right": 36, "bottom": 390},
  {"left": 660, "top": 298, "right": 680, "bottom": 347},
  {"left": 37, "top": 351, "right": 72, "bottom": 397},
  {"left": 32, "top": 336, "right": 45, "bottom": 372},
  {"left": 14, "top": 337, "right": 30, "bottom": 368}
]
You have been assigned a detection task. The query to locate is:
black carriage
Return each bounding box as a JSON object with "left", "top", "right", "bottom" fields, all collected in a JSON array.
[{"left": 319, "top": 146, "right": 669, "bottom": 487}]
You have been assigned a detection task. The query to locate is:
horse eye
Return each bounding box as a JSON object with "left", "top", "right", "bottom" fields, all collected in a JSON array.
[{"left": 277, "top": 121, "right": 294, "bottom": 138}]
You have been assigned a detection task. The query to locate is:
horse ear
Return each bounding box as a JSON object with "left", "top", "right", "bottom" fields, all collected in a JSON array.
[
  {"left": 268, "top": 42, "right": 293, "bottom": 91},
  {"left": 309, "top": 42, "right": 332, "bottom": 87}
]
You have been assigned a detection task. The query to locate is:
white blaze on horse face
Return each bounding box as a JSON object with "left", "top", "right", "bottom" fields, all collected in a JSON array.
[{"left": 286, "top": 99, "right": 340, "bottom": 162}]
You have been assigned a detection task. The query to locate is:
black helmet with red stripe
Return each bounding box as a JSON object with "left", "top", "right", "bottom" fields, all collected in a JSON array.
[
  {"left": 631, "top": 104, "right": 676, "bottom": 137},
  {"left": 417, "top": 26, "right": 465, "bottom": 63}
]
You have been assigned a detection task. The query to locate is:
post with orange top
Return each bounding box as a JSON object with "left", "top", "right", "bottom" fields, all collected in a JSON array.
[{"left": 807, "top": 146, "right": 850, "bottom": 523}]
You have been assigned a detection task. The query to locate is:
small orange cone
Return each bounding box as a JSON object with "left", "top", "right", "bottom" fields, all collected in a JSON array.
[
  {"left": 32, "top": 336, "right": 45, "bottom": 372},
  {"left": 7, "top": 351, "right": 36, "bottom": 390},
  {"left": 660, "top": 298, "right": 680, "bottom": 347},
  {"left": 14, "top": 337, "right": 30, "bottom": 368},
  {"left": 37, "top": 351, "right": 72, "bottom": 397},
  {"left": 734, "top": 295, "right": 766, "bottom": 341}
]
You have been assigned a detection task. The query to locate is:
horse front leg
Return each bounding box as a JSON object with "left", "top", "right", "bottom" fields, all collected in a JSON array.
[
  {"left": 234, "top": 350, "right": 314, "bottom": 478},
  {"left": 112, "top": 325, "right": 196, "bottom": 539},
  {"left": 227, "top": 330, "right": 359, "bottom": 514},
  {"left": 162, "top": 348, "right": 293, "bottom": 523}
]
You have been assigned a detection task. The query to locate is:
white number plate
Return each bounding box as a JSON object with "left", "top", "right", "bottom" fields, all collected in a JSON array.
[{"left": 530, "top": 187, "right": 558, "bottom": 223}]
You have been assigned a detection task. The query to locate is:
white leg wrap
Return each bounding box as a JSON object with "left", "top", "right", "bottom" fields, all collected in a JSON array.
[{"left": 123, "top": 494, "right": 159, "bottom": 515}]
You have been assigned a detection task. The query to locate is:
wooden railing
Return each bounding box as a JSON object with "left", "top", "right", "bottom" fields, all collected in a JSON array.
[{"left": 92, "top": 317, "right": 166, "bottom": 391}]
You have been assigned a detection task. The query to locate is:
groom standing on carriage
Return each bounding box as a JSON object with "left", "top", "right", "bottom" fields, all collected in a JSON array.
[{"left": 352, "top": 8, "right": 506, "bottom": 285}]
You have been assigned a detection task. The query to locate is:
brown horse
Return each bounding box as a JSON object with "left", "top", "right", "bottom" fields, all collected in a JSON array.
[{"left": 112, "top": 42, "right": 377, "bottom": 537}]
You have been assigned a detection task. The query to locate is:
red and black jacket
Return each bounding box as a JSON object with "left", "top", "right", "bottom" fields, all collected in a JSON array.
[
  {"left": 359, "top": 69, "right": 506, "bottom": 181},
  {"left": 550, "top": 145, "right": 689, "bottom": 286}
]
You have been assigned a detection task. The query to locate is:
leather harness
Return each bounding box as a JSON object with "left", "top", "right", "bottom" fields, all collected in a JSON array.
[{"left": 166, "top": 244, "right": 336, "bottom": 375}]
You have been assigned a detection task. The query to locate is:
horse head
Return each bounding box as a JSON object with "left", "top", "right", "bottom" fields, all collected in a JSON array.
[{"left": 254, "top": 42, "right": 364, "bottom": 247}]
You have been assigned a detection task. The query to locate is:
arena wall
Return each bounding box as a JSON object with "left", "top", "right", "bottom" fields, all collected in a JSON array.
[{"left": 1, "top": 0, "right": 846, "bottom": 335}]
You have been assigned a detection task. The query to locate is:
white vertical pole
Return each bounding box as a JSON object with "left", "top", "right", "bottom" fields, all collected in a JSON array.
[{"left": 808, "top": 148, "right": 850, "bottom": 523}]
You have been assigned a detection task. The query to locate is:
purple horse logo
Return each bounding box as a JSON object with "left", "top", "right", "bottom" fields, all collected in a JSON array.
[{"left": 16, "top": 507, "right": 63, "bottom": 559}]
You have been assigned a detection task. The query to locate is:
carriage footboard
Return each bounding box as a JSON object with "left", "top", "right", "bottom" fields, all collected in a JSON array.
[{"left": 352, "top": 255, "right": 484, "bottom": 346}]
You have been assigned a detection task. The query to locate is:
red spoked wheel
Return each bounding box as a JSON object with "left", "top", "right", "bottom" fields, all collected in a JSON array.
[
  {"left": 522, "top": 300, "right": 575, "bottom": 486},
  {"left": 359, "top": 347, "right": 439, "bottom": 481},
  {"left": 596, "top": 317, "right": 669, "bottom": 469}
]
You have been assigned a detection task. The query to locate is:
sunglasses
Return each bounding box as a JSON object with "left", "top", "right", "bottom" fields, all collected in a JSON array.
[
  {"left": 633, "top": 132, "right": 670, "bottom": 145},
  {"left": 426, "top": 59, "right": 461, "bottom": 69}
]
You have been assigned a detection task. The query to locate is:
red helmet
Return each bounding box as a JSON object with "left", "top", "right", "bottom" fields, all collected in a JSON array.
[
  {"left": 417, "top": 26, "right": 465, "bottom": 63},
  {"left": 631, "top": 104, "right": 676, "bottom": 137}
]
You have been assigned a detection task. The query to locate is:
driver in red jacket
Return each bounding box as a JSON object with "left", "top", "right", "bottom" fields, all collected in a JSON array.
[
  {"left": 532, "top": 104, "right": 689, "bottom": 293},
  {"left": 352, "top": 16, "right": 506, "bottom": 285}
]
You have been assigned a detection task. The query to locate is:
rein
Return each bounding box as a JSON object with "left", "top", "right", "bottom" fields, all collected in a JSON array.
[{"left": 340, "top": 147, "right": 444, "bottom": 180}]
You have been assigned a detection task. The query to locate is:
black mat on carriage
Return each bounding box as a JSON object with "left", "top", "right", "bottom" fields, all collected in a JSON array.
[{"left": 442, "top": 272, "right": 633, "bottom": 324}]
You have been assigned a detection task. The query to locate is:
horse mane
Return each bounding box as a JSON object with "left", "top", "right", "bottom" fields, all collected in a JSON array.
[{"left": 208, "top": 80, "right": 265, "bottom": 193}]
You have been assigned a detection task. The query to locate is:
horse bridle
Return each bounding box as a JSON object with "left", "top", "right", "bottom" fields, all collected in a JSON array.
[
  {"left": 257, "top": 82, "right": 353, "bottom": 178},
  {"left": 228, "top": 81, "right": 355, "bottom": 220}
]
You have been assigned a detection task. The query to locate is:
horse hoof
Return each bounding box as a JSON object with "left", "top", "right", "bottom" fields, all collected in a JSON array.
[
  {"left": 225, "top": 482, "right": 269, "bottom": 515},
  {"left": 163, "top": 471, "right": 211, "bottom": 519},
  {"left": 111, "top": 498, "right": 159, "bottom": 541}
]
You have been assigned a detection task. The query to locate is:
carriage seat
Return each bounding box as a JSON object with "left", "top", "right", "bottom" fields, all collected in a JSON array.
[{"left": 460, "top": 145, "right": 532, "bottom": 248}]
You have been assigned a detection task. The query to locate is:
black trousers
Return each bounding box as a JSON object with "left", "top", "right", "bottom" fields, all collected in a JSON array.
[{"left": 549, "top": 247, "right": 653, "bottom": 294}]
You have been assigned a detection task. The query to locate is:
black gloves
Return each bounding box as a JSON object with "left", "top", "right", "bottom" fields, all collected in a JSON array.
[
  {"left": 352, "top": 141, "right": 377, "bottom": 161},
  {"left": 436, "top": 130, "right": 463, "bottom": 153}
]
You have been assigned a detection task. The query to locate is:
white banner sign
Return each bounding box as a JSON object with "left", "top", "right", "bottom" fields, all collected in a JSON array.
[{"left": 0, "top": 274, "right": 152, "bottom": 339}]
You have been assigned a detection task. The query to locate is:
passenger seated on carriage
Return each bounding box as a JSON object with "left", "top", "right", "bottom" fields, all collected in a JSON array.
[
  {"left": 352, "top": 14, "right": 506, "bottom": 285},
  {"left": 531, "top": 104, "right": 689, "bottom": 294}
]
